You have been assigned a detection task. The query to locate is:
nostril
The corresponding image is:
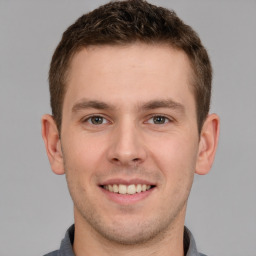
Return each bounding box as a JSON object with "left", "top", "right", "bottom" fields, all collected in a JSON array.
[
  {"left": 113, "top": 158, "right": 119, "bottom": 162},
  {"left": 111, "top": 157, "right": 141, "bottom": 166}
]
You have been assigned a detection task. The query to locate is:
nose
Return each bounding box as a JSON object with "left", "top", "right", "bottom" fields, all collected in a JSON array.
[{"left": 107, "top": 120, "right": 147, "bottom": 166}]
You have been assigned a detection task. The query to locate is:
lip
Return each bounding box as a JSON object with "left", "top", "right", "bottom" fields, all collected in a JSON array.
[{"left": 99, "top": 178, "right": 156, "bottom": 205}]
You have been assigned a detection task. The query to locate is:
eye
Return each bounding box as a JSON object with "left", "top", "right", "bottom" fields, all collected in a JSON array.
[
  {"left": 87, "top": 116, "right": 108, "bottom": 125},
  {"left": 148, "top": 115, "right": 170, "bottom": 124}
]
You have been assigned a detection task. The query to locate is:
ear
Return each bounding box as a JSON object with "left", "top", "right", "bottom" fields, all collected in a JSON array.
[
  {"left": 41, "top": 114, "right": 65, "bottom": 175},
  {"left": 195, "top": 113, "right": 220, "bottom": 175}
]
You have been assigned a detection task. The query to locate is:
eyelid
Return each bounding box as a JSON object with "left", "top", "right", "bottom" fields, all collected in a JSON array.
[
  {"left": 147, "top": 114, "right": 174, "bottom": 123},
  {"left": 80, "top": 114, "right": 174, "bottom": 125},
  {"left": 81, "top": 114, "right": 111, "bottom": 124}
]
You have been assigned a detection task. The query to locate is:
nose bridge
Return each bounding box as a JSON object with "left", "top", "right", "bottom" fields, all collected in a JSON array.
[{"left": 107, "top": 116, "right": 146, "bottom": 165}]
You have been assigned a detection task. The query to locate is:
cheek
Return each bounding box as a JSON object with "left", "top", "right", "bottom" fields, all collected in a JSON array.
[
  {"left": 62, "top": 137, "right": 104, "bottom": 207},
  {"left": 62, "top": 133, "right": 107, "bottom": 183},
  {"left": 64, "top": 129, "right": 106, "bottom": 160},
  {"left": 148, "top": 133, "right": 199, "bottom": 181}
]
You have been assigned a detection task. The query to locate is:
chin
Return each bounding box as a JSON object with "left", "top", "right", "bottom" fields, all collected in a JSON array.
[
  {"left": 99, "top": 225, "right": 163, "bottom": 245},
  {"left": 85, "top": 213, "right": 174, "bottom": 246}
]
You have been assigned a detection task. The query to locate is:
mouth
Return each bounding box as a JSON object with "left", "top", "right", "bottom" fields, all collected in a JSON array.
[
  {"left": 99, "top": 179, "right": 156, "bottom": 204},
  {"left": 101, "top": 184, "right": 155, "bottom": 195}
]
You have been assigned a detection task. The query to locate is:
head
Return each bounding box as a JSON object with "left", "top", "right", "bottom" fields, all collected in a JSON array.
[
  {"left": 42, "top": 0, "right": 219, "bottom": 250},
  {"left": 49, "top": 0, "right": 212, "bottom": 134}
]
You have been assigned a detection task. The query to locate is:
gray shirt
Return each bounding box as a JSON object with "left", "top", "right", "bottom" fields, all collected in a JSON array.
[{"left": 44, "top": 225, "right": 206, "bottom": 256}]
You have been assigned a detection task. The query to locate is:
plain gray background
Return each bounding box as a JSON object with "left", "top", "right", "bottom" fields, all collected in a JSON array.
[{"left": 0, "top": 0, "right": 255, "bottom": 255}]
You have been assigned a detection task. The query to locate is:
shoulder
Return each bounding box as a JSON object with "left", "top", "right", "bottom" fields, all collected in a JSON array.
[{"left": 43, "top": 250, "right": 59, "bottom": 256}]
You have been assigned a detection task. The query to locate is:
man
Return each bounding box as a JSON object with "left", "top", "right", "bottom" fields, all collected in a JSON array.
[{"left": 41, "top": 0, "right": 219, "bottom": 255}]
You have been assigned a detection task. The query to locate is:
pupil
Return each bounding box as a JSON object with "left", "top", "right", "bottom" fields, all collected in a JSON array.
[
  {"left": 153, "top": 116, "right": 165, "bottom": 124},
  {"left": 92, "top": 116, "right": 103, "bottom": 124}
]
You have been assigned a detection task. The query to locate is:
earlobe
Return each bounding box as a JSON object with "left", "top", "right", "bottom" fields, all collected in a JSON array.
[
  {"left": 195, "top": 114, "right": 220, "bottom": 175},
  {"left": 41, "top": 114, "right": 65, "bottom": 175}
]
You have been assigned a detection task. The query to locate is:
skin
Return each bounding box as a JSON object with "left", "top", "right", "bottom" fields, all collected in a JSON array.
[{"left": 42, "top": 43, "right": 219, "bottom": 256}]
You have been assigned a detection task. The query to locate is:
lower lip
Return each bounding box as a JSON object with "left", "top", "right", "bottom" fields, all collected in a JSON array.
[{"left": 100, "top": 187, "right": 155, "bottom": 205}]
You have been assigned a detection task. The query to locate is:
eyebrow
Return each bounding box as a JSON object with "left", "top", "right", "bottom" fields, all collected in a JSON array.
[
  {"left": 72, "top": 98, "right": 185, "bottom": 113},
  {"left": 72, "top": 99, "right": 115, "bottom": 113},
  {"left": 140, "top": 99, "right": 185, "bottom": 113}
]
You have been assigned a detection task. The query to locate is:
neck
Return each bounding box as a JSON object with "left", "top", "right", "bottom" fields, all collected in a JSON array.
[{"left": 73, "top": 208, "right": 186, "bottom": 256}]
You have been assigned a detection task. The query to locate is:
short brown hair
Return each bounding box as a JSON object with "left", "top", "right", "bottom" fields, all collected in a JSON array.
[{"left": 49, "top": 0, "right": 212, "bottom": 133}]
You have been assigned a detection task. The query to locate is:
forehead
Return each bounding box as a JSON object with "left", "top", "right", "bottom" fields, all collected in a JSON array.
[{"left": 64, "top": 43, "right": 195, "bottom": 110}]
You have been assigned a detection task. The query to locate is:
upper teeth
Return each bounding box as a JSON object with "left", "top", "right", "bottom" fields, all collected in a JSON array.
[{"left": 103, "top": 184, "right": 151, "bottom": 195}]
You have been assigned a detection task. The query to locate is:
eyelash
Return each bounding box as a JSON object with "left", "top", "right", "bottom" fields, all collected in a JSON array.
[
  {"left": 82, "top": 114, "right": 173, "bottom": 126},
  {"left": 146, "top": 115, "right": 172, "bottom": 125},
  {"left": 82, "top": 115, "right": 110, "bottom": 125}
]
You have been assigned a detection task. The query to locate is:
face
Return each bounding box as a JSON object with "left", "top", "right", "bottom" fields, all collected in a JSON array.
[{"left": 48, "top": 44, "right": 213, "bottom": 244}]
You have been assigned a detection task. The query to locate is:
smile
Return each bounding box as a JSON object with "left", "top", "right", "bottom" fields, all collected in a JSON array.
[{"left": 103, "top": 184, "right": 153, "bottom": 195}]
